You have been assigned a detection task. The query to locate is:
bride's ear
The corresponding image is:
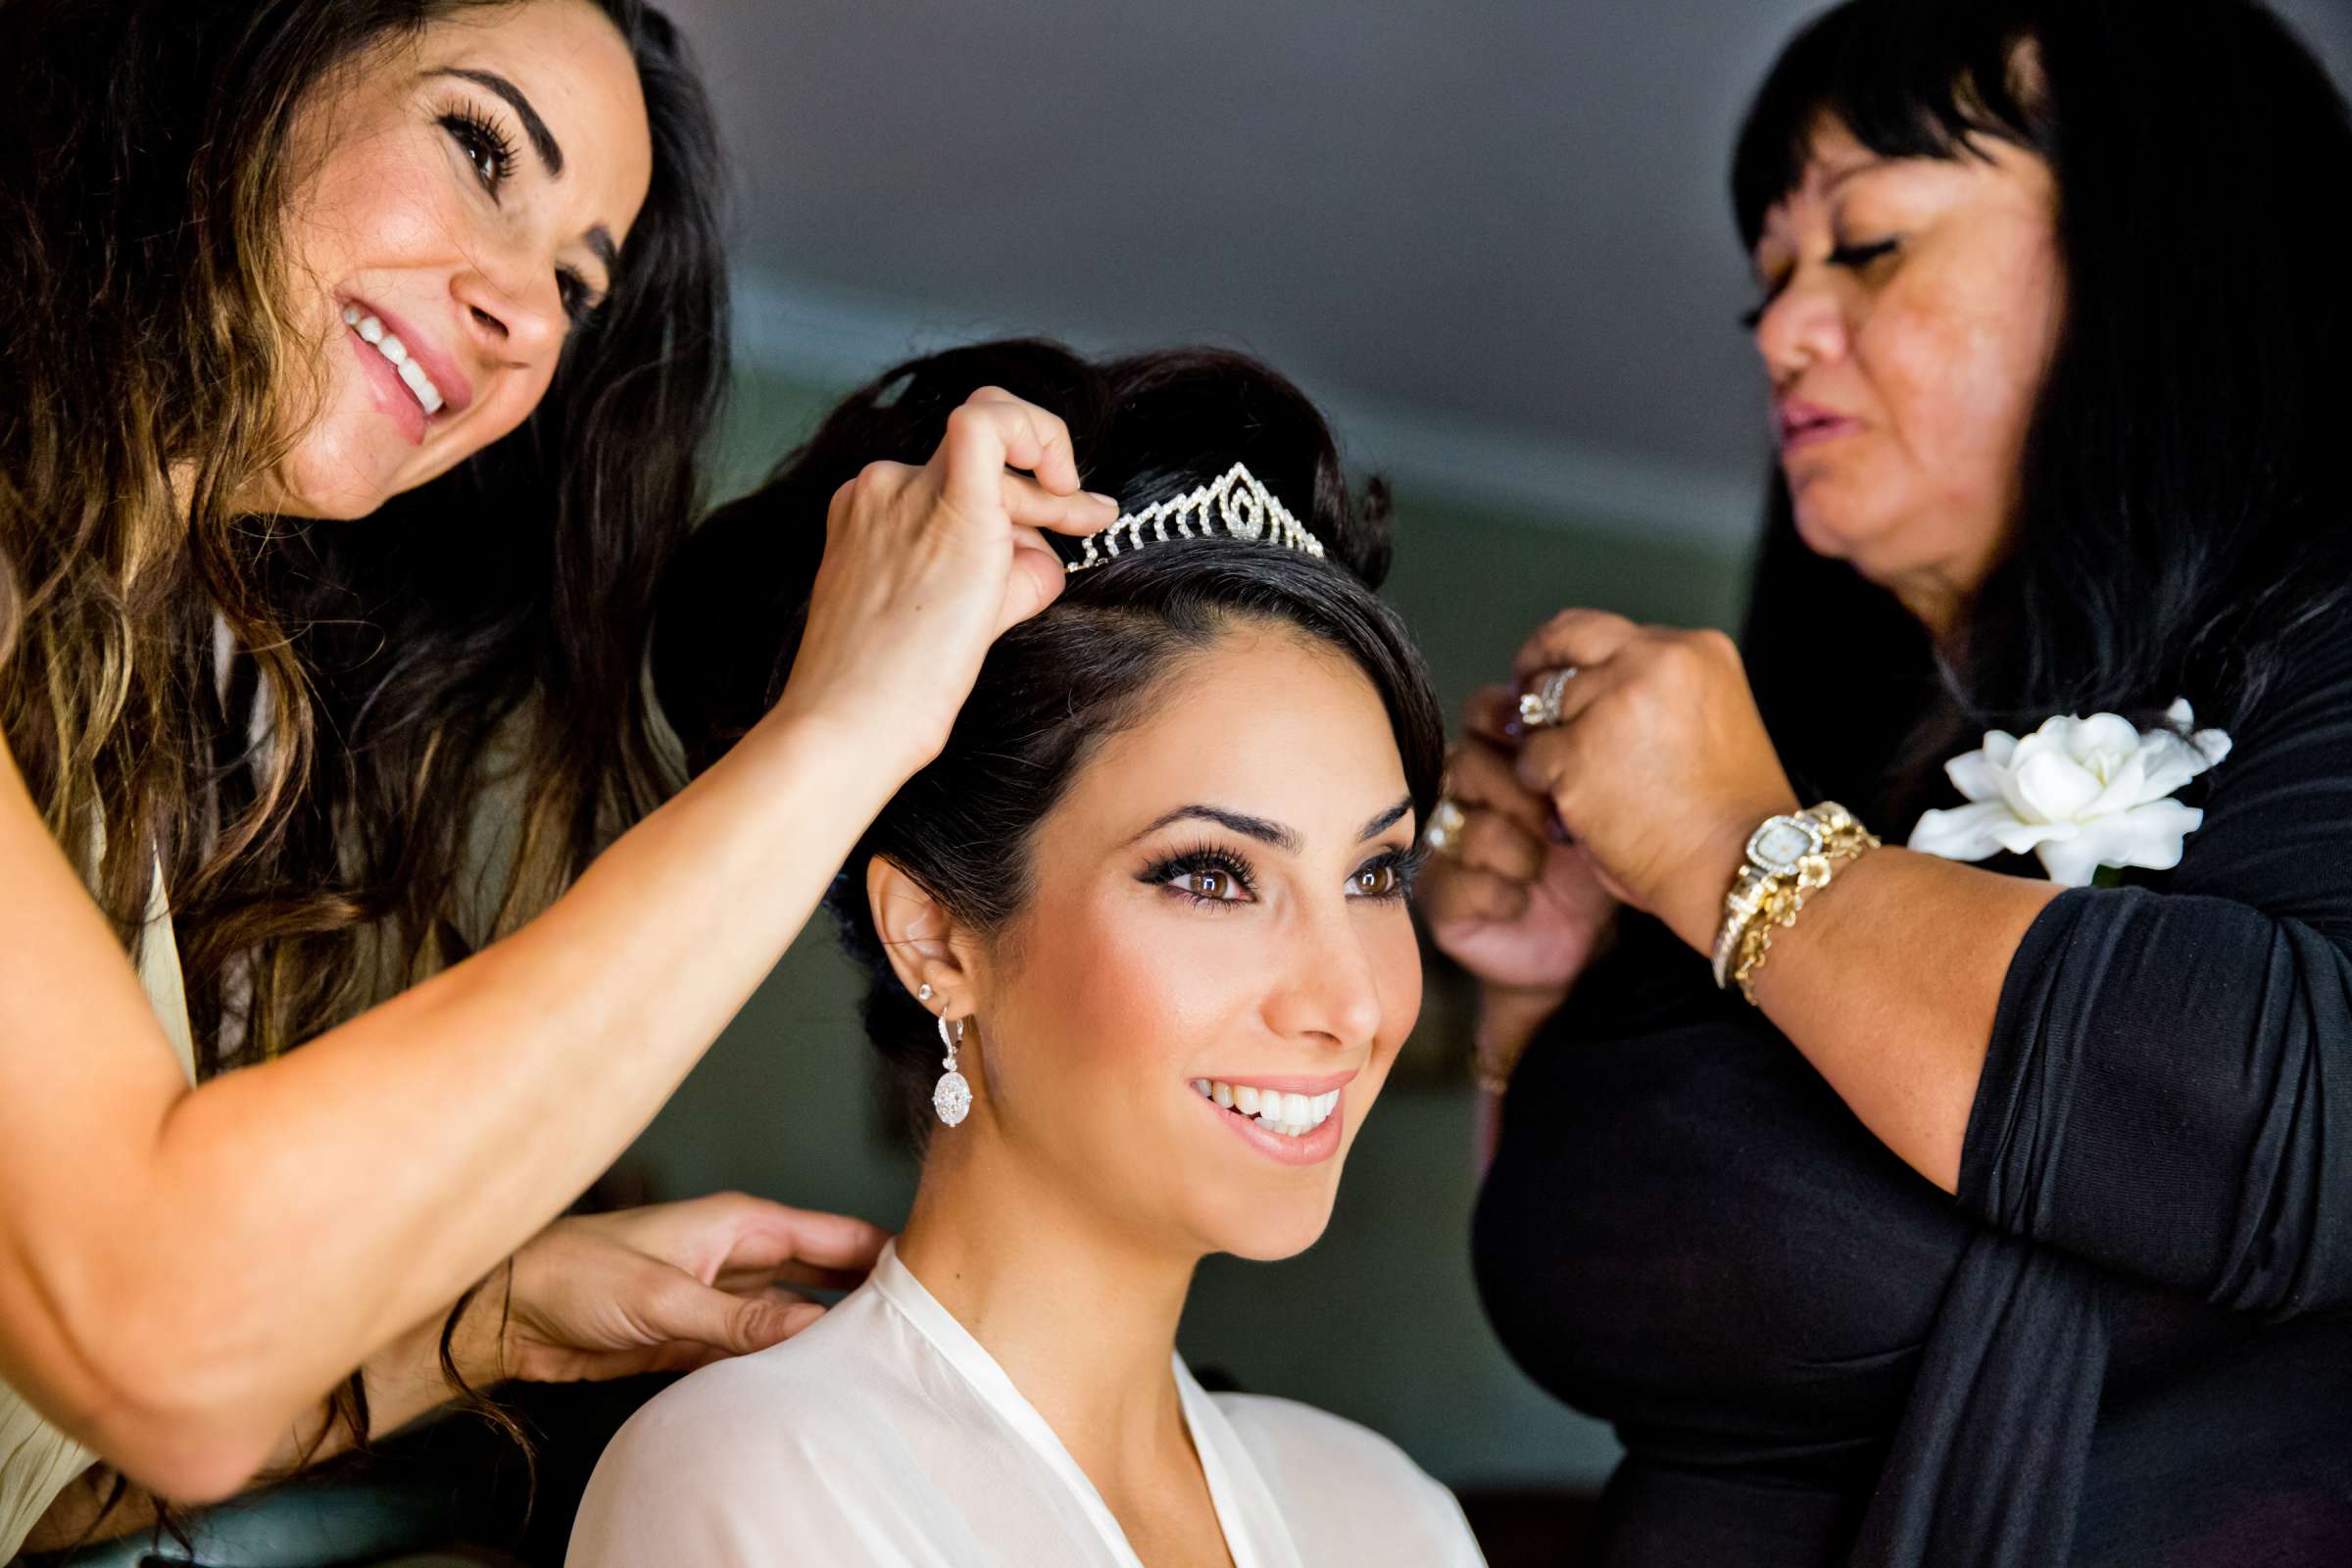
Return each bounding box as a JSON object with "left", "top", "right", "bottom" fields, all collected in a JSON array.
[{"left": 867, "top": 856, "right": 982, "bottom": 1013}]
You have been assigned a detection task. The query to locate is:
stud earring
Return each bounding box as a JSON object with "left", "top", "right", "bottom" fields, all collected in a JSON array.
[
  {"left": 932, "top": 1012, "right": 972, "bottom": 1128},
  {"left": 917, "top": 983, "right": 933, "bottom": 1003}
]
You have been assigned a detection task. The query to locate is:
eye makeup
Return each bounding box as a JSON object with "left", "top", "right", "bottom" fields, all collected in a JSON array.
[
  {"left": 436, "top": 98, "right": 606, "bottom": 329},
  {"left": 1348, "top": 844, "right": 1426, "bottom": 903},
  {"left": 1135, "top": 840, "right": 1426, "bottom": 909},
  {"left": 439, "top": 100, "right": 517, "bottom": 192},
  {"left": 1139, "top": 842, "right": 1258, "bottom": 907}
]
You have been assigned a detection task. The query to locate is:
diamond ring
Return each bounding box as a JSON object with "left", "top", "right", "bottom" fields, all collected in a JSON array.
[{"left": 1518, "top": 666, "right": 1580, "bottom": 729}]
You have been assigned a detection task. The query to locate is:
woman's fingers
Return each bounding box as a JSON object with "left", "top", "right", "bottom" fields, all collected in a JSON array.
[
  {"left": 1455, "top": 808, "right": 1545, "bottom": 884},
  {"left": 998, "top": 469, "right": 1120, "bottom": 537},
  {"left": 933, "top": 393, "right": 1113, "bottom": 530},
  {"left": 1419, "top": 862, "right": 1534, "bottom": 927},
  {"left": 697, "top": 1197, "right": 891, "bottom": 1277},
  {"left": 1000, "top": 527, "right": 1071, "bottom": 633},
  {"left": 1445, "top": 736, "right": 1552, "bottom": 840},
  {"left": 962, "top": 385, "right": 1084, "bottom": 496},
  {"left": 634, "top": 1265, "right": 817, "bottom": 1356},
  {"left": 1511, "top": 607, "right": 1641, "bottom": 686},
  {"left": 1463, "top": 684, "right": 1522, "bottom": 747}
]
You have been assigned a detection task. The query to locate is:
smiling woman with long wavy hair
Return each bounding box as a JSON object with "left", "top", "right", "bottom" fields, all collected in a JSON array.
[{"left": 0, "top": 0, "right": 1115, "bottom": 1553}]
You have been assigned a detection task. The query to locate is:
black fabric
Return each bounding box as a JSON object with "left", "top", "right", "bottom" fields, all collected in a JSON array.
[{"left": 1473, "top": 617, "right": 2352, "bottom": 1567}]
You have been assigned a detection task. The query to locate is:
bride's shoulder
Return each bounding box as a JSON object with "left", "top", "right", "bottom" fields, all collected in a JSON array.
[
  {"left": 565, "top": 1291, "right": 933, "bottom": 1563},
  {"left": 586, "top": 1281, "right": 939, "bottom": 1494},
  {"left": 1208, "top": 1394, "right": 1480, "bottom": 1556}
]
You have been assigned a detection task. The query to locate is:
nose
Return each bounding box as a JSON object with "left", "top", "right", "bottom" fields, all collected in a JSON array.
[
  {"left": 1754, "top": 267, "right": 1850, "bottom": 391},
  {"left": 450, "top": 249, "right": 567, "bottom": 367},
  {"left": 1258, "top": 896, "right": 1388, "bottom": 1055}
]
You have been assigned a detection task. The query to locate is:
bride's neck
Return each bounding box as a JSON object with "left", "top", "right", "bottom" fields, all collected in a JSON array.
[{"left": 897, "top": 1135, "right": 1199, "bottom": 1472}]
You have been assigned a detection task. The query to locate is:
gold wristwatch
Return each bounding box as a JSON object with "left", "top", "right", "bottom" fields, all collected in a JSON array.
[{"left": 1710, "top": 802, "right": 1879, "bottom": 993}]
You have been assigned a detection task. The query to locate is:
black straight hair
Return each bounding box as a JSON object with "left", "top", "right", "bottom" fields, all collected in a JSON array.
[
  {"left": 655, "top": 341, "right": 1445, "bottom": 1140},
  {"left": 1731, "top": 0, "right": 2352, "bottom": 821}
]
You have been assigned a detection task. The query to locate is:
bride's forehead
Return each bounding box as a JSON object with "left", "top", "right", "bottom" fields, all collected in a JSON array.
[{"left": 1043, "top": 636, "right": 1407, "bottom": 849}]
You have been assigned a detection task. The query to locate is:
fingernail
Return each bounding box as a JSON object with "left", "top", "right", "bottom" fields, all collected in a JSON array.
[{"left": 1084, "top": 491, "right": 1121, "bottom": 511}]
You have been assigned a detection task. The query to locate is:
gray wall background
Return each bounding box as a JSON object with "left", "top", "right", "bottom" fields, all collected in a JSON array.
[{"left": 621, "top": 0, "right": 2352, "bottom": 1493}]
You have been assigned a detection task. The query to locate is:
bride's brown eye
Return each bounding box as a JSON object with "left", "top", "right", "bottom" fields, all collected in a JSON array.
[
  {"left": 1355, "top": 866, "right": 1396, "bottom": 896},
  {"left": 1182, "top": 869, "right": 1240, "bottom": 901}
]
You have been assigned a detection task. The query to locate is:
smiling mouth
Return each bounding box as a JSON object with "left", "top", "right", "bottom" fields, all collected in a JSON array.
[
  {"left": 1189, "top": 1079, "right": 1341, "bottom": 1140},
  {"left": 343, "top": 304, "right": 448, "bottom": 416}
]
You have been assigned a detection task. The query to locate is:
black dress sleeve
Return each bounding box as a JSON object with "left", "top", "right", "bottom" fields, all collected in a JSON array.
[{"left": 1960, "top": 621, "right": 2352, "bottom": 1317}]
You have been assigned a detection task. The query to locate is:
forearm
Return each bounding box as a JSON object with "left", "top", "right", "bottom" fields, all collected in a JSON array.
[
  {"left": 23, "top": 710, "right": 906, "bottom": 1491},
  {"left": 27, "top": 1281, "right": 503, "bottom": 1548},
  {"left": 1702, "top": 848, "right": 2058, "bottom": 1192}
]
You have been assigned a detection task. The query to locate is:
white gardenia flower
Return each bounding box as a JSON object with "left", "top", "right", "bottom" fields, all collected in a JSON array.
[{"left": 1908, "top": 699, "right": 2232, "bottom": 888}]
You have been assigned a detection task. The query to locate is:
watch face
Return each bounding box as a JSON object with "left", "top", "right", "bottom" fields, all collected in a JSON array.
[{"left": 1748, "top": 815, "right": 1823, "bottom": 875}]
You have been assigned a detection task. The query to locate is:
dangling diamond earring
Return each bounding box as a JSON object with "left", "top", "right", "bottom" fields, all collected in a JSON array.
[{"left": 932, "top": 1012, "right": 972, "bottom": 1127}]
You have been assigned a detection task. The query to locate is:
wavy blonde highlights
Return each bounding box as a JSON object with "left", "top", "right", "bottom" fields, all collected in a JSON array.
[
  {"left": 3, "top": 0, "right": 725, "bottom": 1539},
  {"left": 3, "top": 0, "right": 724, "bottom": 1071}
]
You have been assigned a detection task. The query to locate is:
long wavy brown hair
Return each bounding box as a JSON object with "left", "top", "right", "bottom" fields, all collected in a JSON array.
[
  {"left": 0, "top": 0, "right": 726, "bottom": 1529},
  {"left": 0, "top": 0, "right": 726, "bottom": 1067}
]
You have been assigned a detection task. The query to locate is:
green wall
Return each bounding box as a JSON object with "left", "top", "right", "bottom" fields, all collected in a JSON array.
[{"left": 622, "top": 370, "right": 1752, "bottom": 1489}]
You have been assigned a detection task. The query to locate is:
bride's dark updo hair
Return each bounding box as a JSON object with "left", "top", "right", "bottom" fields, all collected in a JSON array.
[{"left": 656, "top": 340, "right": 1444, "bottom": 1136}]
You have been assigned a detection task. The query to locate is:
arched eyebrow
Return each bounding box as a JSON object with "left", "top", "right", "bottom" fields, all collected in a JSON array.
[
  {"left": 1133, "top": 806, "right": 1299, "bottom": 855},
  {"left": 428, "top": 67, "right": 564, "bottom": 176},
  {"left": 1127, "top": 795, "right": 1415, "bottom": 855},
  {"left": 1358, "top": 797, "right": 1413, "bottom": 841}
]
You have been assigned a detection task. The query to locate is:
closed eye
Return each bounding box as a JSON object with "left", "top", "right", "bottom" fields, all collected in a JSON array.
[
  {"left": 1740, "top": 239, "right": 1898, "bottom": 329},
  {"left": 1828, "top": 237, "right": 1899, "bottom": 270}
]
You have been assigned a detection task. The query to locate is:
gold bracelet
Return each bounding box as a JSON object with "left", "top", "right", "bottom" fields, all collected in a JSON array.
[{"left": 1731, "top": 825, "right": 1876, "bottom": 1004}]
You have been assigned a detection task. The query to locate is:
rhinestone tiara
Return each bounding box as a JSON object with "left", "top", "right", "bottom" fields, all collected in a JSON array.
[{"left": 1065, "top": 462, "right": 1327, "bottom": 574}]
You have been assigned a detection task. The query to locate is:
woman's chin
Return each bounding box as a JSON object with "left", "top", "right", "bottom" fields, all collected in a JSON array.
[
  {"left": 249, "top": 456, "right": 398, "bottom": 521},
  {"left": 1209, "top": 1197, "right": 1340, "bottom": 1263}
]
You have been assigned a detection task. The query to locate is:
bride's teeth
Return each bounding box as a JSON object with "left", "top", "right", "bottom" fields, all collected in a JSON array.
[
  {"left": 357, "top": 314, "right": 384, "bottom": 345},
  {"left": 377, "top": 332, "right": 408, "bottom": 366},
  {"left": 342, "top": 304, "right": 361, "bottom": 325},
  {"left": 1196, "top": 1079, "right": 1341, "bottom": 1137}
]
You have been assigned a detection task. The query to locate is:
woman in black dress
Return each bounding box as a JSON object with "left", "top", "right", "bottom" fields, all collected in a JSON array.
[{"left": 1424, "top": 2, "right": 2352, "bottom": 1564}]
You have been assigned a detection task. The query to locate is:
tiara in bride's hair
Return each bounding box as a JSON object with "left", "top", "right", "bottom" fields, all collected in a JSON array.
[{"left": 1065, "top": 462, "right": 1327, "bottom": 574}]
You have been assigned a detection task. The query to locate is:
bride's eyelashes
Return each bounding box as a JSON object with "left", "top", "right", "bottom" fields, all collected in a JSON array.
[
  {"left": 1140, "top": 843, "right": 1258, "bottom": 908},
  {"left": 1350, "top": 845, "right": 1426, "bottom": 904},
  {"left": 1136, "top": 841, "right": 1429, "bottom": 909}
]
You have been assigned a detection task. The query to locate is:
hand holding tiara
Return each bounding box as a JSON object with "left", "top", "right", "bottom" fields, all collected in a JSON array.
[
  {"left": 1067, "top": 463, "right": 1326, "bottom": 573},
  {"left": 772, "top": 388, "right": 1118, "bottom": 771}
]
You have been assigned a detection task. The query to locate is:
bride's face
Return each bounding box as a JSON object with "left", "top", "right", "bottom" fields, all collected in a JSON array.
[{"left": 967, "top": 623, "right": 1424, "bottom": 1261}]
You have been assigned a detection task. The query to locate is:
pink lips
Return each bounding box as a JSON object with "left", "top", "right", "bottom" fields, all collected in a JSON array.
[
  {"left": 341, "top": 296, "right": 476, "bottom": 445},
  {"left": 1190, "top": 1067, "right": 1358, "bottom": 1167},
  {"left": 1776, "top": 397, "right": 1862, "bottom": 455},
  {"left": 1195, "top": 1085, "right": 1347, "bottom": 1165}
]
